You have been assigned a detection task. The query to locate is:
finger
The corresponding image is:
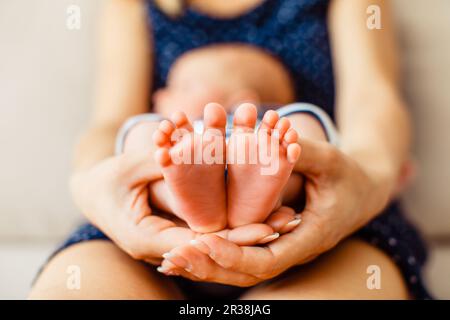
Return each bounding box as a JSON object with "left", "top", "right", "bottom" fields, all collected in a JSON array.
[
  {"left": 131, "top": 217, "right": 275, "bottom": 262},
  {"left": 265, "top": 207, "right": 302, "bottom": 234},
  {"left": 162, "top": 245, "right": 259, "bottom": 287},
  {"left": 131, "top": 215, "right": 196, "bottom": 258},
  {"left": 119, "top": 152, "right": 163, "bottom": 185},
  {"left": 215, "top": 224, "right": 277, "bottom": 246},
  {"left": 191, "top": 234, "right": 277, "bottom": 277},
  {"left": 127, "top": 185, "right": 152, "bottom": 224},
  {"left": 158, "top": 259, "right": 201, "bottom": 281},
  {"left": 265, "top": 208, "right": 330, "bottom": 264}
]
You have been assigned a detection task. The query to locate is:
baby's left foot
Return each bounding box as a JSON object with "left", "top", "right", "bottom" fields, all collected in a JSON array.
[
  {"left": 227, "top": 104, "right": 301, "bottom": 227},
  {"left": 153, "top": 104, "right": 228, "bottom": 233}
]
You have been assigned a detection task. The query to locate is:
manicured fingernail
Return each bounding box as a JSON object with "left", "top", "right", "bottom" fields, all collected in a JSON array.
[
  {"left": 165, "top": 269, "right": 178, "bottom": 276},
  {"left": 190, "top": 239, "right": 210, "bottom": 255},
  {"left": 163, "top": 253, "right": 192, "bottom": 272},
  {"left": 162, "top": 252, "right": 173, "bottom": 259},
  {"left": 157, "top": 266, "right": 168, "bottom": 273},
  {"left": 285, "top": 218, "right": 302, "bottom": 228},
  {"left": 157, "top": 266, "right": 178, "bottom": 276},
  {"left": 259, "top": 232, "right": 280, "bottom": 244},
  {"left": 295, "top": 214, "right": 302, "bottom": 220}
]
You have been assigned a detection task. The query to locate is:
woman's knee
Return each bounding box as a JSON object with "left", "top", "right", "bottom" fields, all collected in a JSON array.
[
  {"left": 29, "top": 240, "right": 182, "bottom": 300},
  {"left": 241, "top": 238, "right": 409, "bottom": 300}
]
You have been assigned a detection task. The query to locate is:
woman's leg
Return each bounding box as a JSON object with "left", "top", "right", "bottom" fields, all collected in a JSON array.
[
  {"left": 29, "top": 240, "right": 183, "bottom": 299},
  {"left": 241, "top": 238, "right": 409, "bottom": 300}
]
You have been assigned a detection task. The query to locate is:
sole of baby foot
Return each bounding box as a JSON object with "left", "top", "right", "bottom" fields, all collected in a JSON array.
[
  {"left": 153, "top": 103, "right": 228, "bottom": 233},
  {"left": 227, "top": 104, "right": 301, "bottom": 227}
]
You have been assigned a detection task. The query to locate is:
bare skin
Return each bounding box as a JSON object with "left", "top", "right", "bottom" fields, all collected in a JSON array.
[
  {"left": 127, "top": 43, "right": 306, "bottom": 231},
  {"left": 153, "top": 103, "right": 228, "bottom": 233},
  {"left": 151, "top": 102, "right": 302, "bottom": 230},
  {"left": 30, "top": 238, "right": 407, "bottom": 300},
  {"left": 29, "top": 241, "right": 183, "bottom": 300},
  {"left": 240, "top": 239, "right": 408, "bottom": 300},
  {"left": 227, "top": 104, "right": 301, "bottom": 227},
  {"left": 30, "top": 0, "right": 410, "bottom": 299}
]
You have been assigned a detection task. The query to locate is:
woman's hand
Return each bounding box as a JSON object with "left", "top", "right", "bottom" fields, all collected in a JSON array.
[
  {"left": 158, "top": 138, "right": 390, "bottom": 286},
  {"left": 70, "top": 151, "right": 300, "bottom": 265}
]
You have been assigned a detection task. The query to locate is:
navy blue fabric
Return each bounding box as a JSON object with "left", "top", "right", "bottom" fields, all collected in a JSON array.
[
  {"left": 148, "top": 0, "right": 335, "bottom": 118},
  {"left": 49, "top": 0, "right": 432, "bottom": 299}
]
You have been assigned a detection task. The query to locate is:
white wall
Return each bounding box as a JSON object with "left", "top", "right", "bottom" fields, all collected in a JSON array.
[{"left": 0, "top": 0, "right": 100, "bottom": 239}]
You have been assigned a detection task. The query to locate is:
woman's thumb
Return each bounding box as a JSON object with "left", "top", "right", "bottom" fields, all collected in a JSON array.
[
  {"left": 119, "top": 152, "right": 163, "bottom": 184},
  {"left": 294, "top": 138, "right": 337, "bottom": 176}
]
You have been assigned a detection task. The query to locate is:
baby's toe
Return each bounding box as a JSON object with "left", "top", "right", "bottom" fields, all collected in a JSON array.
[
  {"left": 233, "top": 103, "right": 258, "bottom": 132},
  {"left": 152, "top": 129, "right": 169, "bottom": 147},
  {"left": 203, "top": 103, "right": 227, "bottom": 134},
  {"left": 287, "top": 143, "right": 301, "bottom": 164},
  {"left": 154, "top": 147, "right": 172, "bottom": 167},
  {"left": 156, "top": 120, "right": 176, "bottom": 143},
  {"left": 259, "top": 110, "right": 279, "bottom": 131},
  {"left": 152, "top": 120, "right": 175, "bottom": 147},
  {"left": 284, "top": 128, "right": 298, "bottom": 144},
  {"left": 170, "top": 111, "right": 193, "bottom": 132},
  {"left": 274, "top": 117, "right": 291, "bottom": 141}
]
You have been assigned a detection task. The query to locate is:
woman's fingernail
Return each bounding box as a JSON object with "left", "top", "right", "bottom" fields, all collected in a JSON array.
[
  {"left": 163, "top": 253, "right": 192, "bottom": 272},
  {"left": 295, "top": 214, "right": 302, "bottom": 220},
  {"left": 162, "top": 252, "right": 173, "bottom": 259},
  {"left": 259, "top": 232, "right": 280, "bottom": 244},
  {"left": 157, "top": 266, "right": 168, "bottom": 273},
  {"left": 190, "top": 239, "right": 210, "bottom": 255},
  {"left": 285, "top": 218, "right": 302, "bottom": 229},
  {"left": 165, "top": 269, "right": 179, "bottom": 276}
]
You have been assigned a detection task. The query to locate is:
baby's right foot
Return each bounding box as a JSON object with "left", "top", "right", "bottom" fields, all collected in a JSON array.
[
  {"left": 227, "top": 104, "right": 301, "bottom": 227},
  {"left": 153, "top": 103, "right": 228, "bottom": 233}
]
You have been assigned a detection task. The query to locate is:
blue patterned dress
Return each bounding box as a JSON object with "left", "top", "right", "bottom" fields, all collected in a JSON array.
[{"left": 49, "top": 0, "right": 431, "bottom": 299}]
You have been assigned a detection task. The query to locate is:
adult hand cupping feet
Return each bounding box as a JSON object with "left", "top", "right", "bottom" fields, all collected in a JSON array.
[
  {"left": 158, "top": 138, "right": 385, "bottom": 286},
  {"left": 70, "top": 148, "right": 298, "bottom": 266},
  {"left": 152, "top": 102, "right": 302, "bottom": 233}
]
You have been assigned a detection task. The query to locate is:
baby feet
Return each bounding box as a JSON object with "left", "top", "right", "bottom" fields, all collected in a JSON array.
[
  {"left": 153, "top": 102, "right": 300, "bottom": 232},
  {"left": 153, "top": 103, "right": 227, "bottom": 233},
  {"left": 227, "top": 104, "right": 301, "bottom": 227}
]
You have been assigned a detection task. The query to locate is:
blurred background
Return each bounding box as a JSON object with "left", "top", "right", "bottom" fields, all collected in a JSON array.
[{"left": 0, "top": 0, "right": 449, "bottom": 299}]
